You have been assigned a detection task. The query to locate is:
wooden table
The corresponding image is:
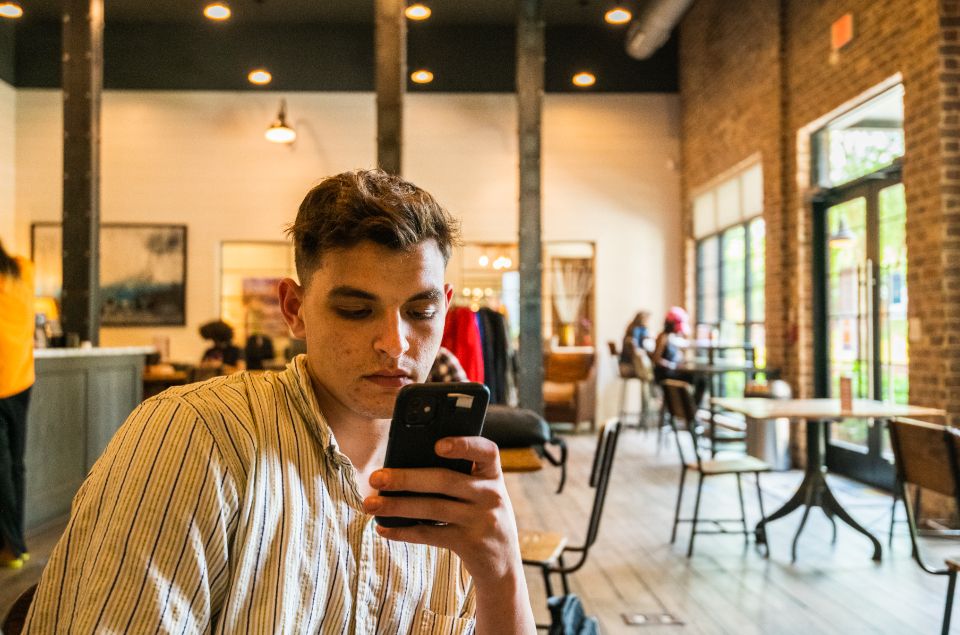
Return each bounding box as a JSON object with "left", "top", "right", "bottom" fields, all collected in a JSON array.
[
  {"left": 499, "top": 447, "right": 543, "bottom": 473},
  {"left": 678, "top": 360, "right": 758, "bottom": 375},
  {"left": 142, "top": 369, "right": 190, "bottom": 399},
  {"left": 712, "top": 397, "right": 946, "bottom": 562}
]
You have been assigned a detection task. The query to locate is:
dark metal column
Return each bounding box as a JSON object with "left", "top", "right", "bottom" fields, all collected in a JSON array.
[
  {"left": 61, "top": 0, "right": 103, "bottom": 345},
  {"left": 517, "top": 0, "right": 544, "bottom": 414},
  {"left": 375, "top": 0, "right": 405, "bottom": 175}
]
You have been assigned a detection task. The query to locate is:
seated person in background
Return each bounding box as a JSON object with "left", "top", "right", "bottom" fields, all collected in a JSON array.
[
  {"left": 430, "top": 345, "right": 469, "bottom": 383},
  {"left": 244, "top": 332, "right": 275, "bottom": 370},
  {"left": 23, "top": 169, "right": 535, "bottom": 634},
  {"left": 619, "top": 310, "right": 653, "bottom": 380},
  {"left": 198, "top": 319, "right": 245, "bottom": 373},
  {"left": 651, "top": 306, "right": 708, "bottom": 405}
]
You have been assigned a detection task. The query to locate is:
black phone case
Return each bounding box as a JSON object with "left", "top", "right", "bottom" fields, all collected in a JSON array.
[{"left": 375, "top": 382, "right": 489, "bottom": 528}]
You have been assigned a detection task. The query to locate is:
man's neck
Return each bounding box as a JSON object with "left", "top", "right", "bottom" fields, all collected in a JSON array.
[{"left": 307, "top": 373, "right": 390, "bottom": 497}]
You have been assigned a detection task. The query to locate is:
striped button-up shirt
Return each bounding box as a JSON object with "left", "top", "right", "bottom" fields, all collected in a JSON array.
[{"left": 24, "top": 356, "right": 476, "bottom": 634}]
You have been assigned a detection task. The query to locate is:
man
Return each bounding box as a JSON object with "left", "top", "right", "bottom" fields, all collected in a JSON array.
[{"left": 24, "top": 169, "right": 536, "bottom": 634}]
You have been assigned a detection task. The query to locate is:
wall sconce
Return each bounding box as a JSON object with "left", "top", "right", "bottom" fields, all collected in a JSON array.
[{"left": 265, "top": 99, "right": 296, "bottom": 144}]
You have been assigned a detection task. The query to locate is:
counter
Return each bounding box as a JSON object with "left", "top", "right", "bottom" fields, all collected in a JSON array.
[{"left": 25, "top": 346, "right": 151, "bottom": 530}]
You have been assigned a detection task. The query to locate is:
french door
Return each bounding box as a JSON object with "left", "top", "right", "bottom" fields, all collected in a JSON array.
[{"left": 814, "top": 168, "right": 906, "bottom": 489}]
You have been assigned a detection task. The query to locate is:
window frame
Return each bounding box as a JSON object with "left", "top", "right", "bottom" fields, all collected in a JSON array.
[{"left": 695, "top": 216, "right": 765, "bottom": 349}]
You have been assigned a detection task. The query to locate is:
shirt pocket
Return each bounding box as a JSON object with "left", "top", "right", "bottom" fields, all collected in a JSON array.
[{"left": 413, "top": 607, "right": 476, "bottom": 634}]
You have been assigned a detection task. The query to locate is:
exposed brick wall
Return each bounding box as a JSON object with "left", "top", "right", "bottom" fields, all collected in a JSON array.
[
  {"left": 679, "top": 1, "right": 785, "bottom": 383},
  {"left": 680, "top": 0, "right": 957, "bottom": 425}
]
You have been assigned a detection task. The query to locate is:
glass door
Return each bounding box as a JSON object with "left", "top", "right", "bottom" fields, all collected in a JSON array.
[{"left": 818, "top": 173, "right": 905, "bottom": 489}]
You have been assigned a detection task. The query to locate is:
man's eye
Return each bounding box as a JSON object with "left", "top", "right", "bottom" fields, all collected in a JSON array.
[
  {"left": 335, "top": 307, "right": 372, "bottom": 319},
  {"left": 409, "top": 307, "right": 438, "bottom": 320}
]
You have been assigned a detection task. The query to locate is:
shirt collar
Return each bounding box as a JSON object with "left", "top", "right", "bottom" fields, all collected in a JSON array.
[{"left": 281, "top": 354, "right": 337, "bottom": 454}]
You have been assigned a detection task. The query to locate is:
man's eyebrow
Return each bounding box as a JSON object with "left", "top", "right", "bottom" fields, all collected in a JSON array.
[
  {"left": 326, "top": 286, "right": 443, "bottom": 303},
  {"left": 406, "top": 288, "right": 444, "bottom": 303},
  {"left": 328, "top": 286, "right": 378, "bottom": 301}
]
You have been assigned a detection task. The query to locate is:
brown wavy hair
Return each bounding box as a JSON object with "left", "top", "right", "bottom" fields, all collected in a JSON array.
[
  {"left": 285, "top": 169, "right": 461, "bottom": 287},
  {"left": 0, "top": 239, "right": 21, "bottom": 279}
]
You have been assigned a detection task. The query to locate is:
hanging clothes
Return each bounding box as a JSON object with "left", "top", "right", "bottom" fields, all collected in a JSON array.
[
  {"left": 477, "top": 308, "right": 511, "bottom": 404},
  {"left": 441, "top": 306, "right": 485, "bottom": 383}
]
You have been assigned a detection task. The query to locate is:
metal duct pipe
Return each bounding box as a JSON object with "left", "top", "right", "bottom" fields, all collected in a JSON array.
[{"left": 624, "top": 0, "right": 694, "bottom": 59}]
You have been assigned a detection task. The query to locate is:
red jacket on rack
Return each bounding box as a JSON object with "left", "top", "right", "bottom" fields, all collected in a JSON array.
[{"left": 441, "top": 306, "right": 485, "bottom": 384}]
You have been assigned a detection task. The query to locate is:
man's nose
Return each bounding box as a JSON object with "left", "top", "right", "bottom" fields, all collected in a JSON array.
[{"left": 375, "top": 311, "right": 410, "bottom": 358}]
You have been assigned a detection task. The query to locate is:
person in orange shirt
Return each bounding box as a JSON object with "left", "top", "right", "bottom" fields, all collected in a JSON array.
[{"left": 0, "top": 239, "right": 35, "bottom": 569}]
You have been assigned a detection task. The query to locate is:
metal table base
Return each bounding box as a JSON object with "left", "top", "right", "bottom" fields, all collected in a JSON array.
[{"left": 754, "top": 418, "right": 883, "bottom": 562}]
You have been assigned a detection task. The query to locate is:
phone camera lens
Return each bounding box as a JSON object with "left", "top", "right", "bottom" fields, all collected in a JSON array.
[{"left": 404, "top": 395, "right": 436, "bottom": 425}]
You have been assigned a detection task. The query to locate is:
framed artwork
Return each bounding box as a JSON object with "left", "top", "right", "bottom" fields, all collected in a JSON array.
[
  {"left": 31, "top": 222, "right": 188, "bottom": 327},
  {"left": 241, "top": 277, "right": 289, "bottom": 340}
]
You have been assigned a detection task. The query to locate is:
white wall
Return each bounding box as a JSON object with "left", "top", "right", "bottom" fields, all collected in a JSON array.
[
  {"left": 0, "top": 79, "right": 14, "bottom": 248},
  {"left": 14, "top": 89, "right": 681, "bottom": 421}
]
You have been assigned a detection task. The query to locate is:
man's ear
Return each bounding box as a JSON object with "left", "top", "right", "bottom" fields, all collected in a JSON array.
[
  {"left": 443, "top": 283, "right": 454, "bottom": 308},
  {"left": 278, "top": 278, "right": 307, "bottom": 339}
]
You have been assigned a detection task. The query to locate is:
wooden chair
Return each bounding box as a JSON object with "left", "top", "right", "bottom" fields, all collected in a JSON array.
[
  {"left": 519, "top": 419, "right": 622, "bottom": 598},
  {"left": 607, "top": 341, "right": 652, "bottom": 429},
  {"left": 543, "top": 349, "right": 596, "bottom": 432},
  {"left": 2, "top": 583, "right": 37, "bottom": 635},
  {"left": 662, "top": 380, "right": 770, "bottom": 557},
  {"left": 888, "top": 418, "right": 960, "bottom": 635}
]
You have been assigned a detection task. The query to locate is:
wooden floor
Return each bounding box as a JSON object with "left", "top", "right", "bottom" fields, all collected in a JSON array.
[
  {"left": 510, "top": 428, "right": 952, "bottom": 634},
  {"left": 0, "top": 427, "right": 952, "bottom": 633}
]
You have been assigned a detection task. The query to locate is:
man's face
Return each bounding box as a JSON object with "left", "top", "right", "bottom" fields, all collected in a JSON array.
[{"left": 281, "top": 239, "right": 451, "bottom": 423}]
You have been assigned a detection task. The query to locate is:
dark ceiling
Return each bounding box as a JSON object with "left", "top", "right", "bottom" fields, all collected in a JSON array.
[
  {"left": 23, "top": 0, "right": 632, "bottom": 25},
  {"left": 2, "top": 1, "right": 678, "bottom": 93}
]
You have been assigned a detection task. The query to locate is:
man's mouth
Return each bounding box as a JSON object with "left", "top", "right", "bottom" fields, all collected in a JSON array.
[{"left": 363, "top": 370, "right": 414, "bottom": 388}]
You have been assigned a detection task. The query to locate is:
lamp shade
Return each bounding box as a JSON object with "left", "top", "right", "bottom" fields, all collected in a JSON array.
[
  {"left": 829, "top": 217, "right": 856, "bottom": 247},
  {"left": 265, "top": 100, "right": 296, "bottom": 144}
]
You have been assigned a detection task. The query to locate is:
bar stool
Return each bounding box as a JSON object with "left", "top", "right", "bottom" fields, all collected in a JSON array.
[{"left": 607, "top": 341, "right": 651, "bottom": 429}]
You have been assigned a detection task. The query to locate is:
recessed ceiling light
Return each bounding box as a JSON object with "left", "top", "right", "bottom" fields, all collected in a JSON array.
[
  {"left": 248, "top": 69, "right": 272, "bottom": 85},
  {"left": 203, "top": 2, "right": 231, "bottom": 21},
  {"left": 572, "top": 72, "right": 596, "bottom": 88},
  {"left": 0, "top": 2, "right": 23, "bottom": 19},
  {"left": 604, "top": 7, "right": 632, "bottom": 25},
  {"left": 405, "top": 3, "right": 431, "bottom": 20},
  {"left": 411, "top": 69, "right": 434, "bottom": 84}
]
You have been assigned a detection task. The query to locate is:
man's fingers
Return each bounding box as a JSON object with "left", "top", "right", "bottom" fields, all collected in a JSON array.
[
  {"left": 371, "top": 466, "right": 469, "bottom": 497},
  {"left": 374, "top": 522, "right": 454, "bottom": 549},
  {"left": 435, "top": 436, "right": 501, "bottom": 478},
  {"left": 363, "top": 494, "right": 471, "bottom": 525}
]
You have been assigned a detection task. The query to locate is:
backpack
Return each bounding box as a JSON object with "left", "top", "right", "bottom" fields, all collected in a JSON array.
[{"left": 547, "top": 594, "right": 601, "bottom": 635}]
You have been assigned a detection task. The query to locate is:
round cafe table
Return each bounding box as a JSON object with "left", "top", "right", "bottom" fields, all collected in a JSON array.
[{"left": 711, "top": 397, "right": 945, "bottom": 562}]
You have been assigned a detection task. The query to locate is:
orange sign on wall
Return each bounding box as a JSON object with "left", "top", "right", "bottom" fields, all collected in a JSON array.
[{"left": 831, "top": 13, "right": 854, "bottom": 51}]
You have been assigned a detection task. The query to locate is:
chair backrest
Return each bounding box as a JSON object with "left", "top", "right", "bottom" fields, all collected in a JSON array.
[
  {"left": 661, "top": 380, "right": 702, "bottom": 468},
  {"left": 2, "top": 583, "right": 37, "bottom": 635},
  {"left": 544, "top": 351, "right": 596, "bottom": 383},
  {"left": 888, "top": 417, "right": 960, "bottom": 574},
  {"left": 583, "top": 419, "right": 623, "bottom": 550},
  {"left": 606, "top": 340, "right": 618, "bottom": 358},
  {"left": 888, "top": 418, "right": 960, "bottom": 502}
]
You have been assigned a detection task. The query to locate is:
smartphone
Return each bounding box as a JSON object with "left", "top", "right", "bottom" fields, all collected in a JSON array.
[{"left": 375, "top": 382, "right": 490, "bottom": 528}]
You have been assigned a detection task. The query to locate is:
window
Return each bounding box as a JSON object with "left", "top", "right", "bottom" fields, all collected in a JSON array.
[
  {"left": 693, "top": 162, "right": 765, "bottom": 393},
  {"left": 813, "top": 85, "right": 904, "bottom": 188}
]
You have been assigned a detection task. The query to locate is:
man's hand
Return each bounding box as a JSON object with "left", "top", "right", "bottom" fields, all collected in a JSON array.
[{"left": 362, "top": 436, "right": 536, "bottom": 633}]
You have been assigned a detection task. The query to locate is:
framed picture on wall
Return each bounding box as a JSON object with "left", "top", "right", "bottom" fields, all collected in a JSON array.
[{"left": 31, "top": 222, "right": 188, "bottom": 327}]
